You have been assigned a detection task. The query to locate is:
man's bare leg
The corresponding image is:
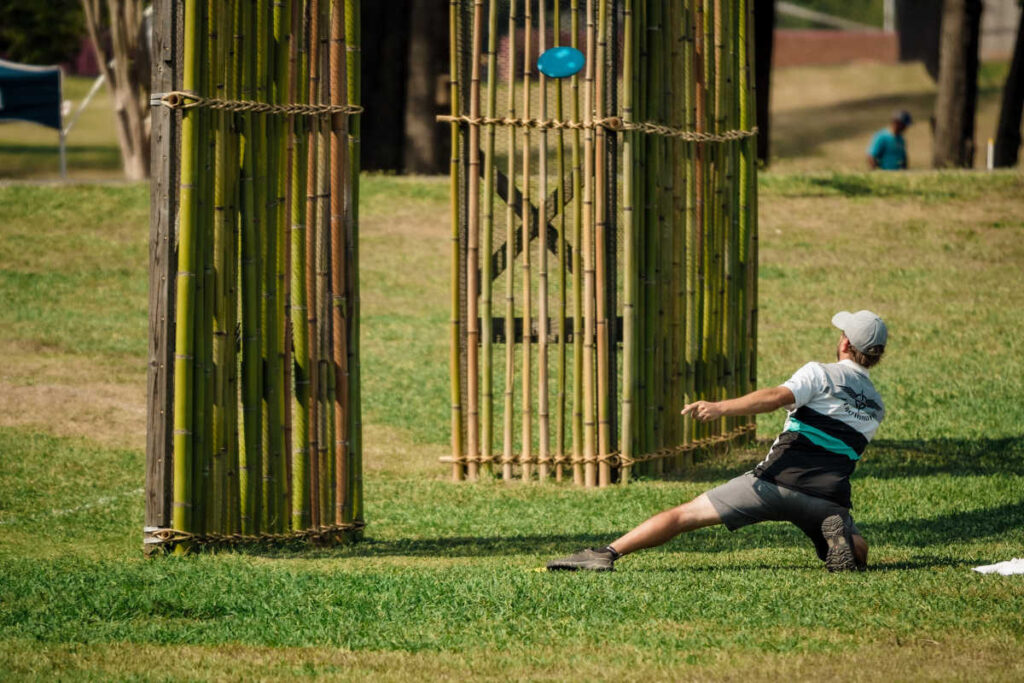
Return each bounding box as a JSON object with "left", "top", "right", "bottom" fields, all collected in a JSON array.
[
  {"left": 608, "top": 493, "right": 723, "bottom": 557},
  {"left": 546, "top": 493, "right": 724, "bottom": 571}
]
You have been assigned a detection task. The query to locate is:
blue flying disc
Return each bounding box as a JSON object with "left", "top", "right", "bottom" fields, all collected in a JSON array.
[{"left": 537, "top": 46, "right": 585, "bottom": 79}]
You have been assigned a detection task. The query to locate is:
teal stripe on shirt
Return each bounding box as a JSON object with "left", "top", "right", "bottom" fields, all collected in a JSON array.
[{"left": 784, "top": 417, "right": 862, "bottom": 461}]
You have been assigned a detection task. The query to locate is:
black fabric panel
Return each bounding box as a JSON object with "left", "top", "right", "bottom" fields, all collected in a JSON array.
[
  {"left": 793, "top": 406, "right": 869, "bottom": 454},
  {"left": 755, "top": 432, "right": 857, "bottom": 508}
]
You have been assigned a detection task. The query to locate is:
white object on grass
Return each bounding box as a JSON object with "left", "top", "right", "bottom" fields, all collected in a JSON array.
[{"left": 973, "top": 558, "right": 1024, "bottom": 576}]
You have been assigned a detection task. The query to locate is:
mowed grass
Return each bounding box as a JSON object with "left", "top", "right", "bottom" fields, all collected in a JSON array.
[{"left": 1, "top": 171, "right": 1024, "bottom": 680}]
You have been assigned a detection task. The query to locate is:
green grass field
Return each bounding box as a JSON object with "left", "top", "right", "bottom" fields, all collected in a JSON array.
[{"left": 1, "top": 169, "right": 1023, "bottom": 680}]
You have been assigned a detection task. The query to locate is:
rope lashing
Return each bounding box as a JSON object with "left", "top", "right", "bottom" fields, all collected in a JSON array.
[
  {"left": 439, "top": 424, "right": 757, "bottom": 468},
  {"left": 144, "top": 521, "right": 366, "bottom": 549},
  {"left": 437, "top": 114, "right": 758, "bottom": 142},
  {"left": 155, "top": 90, "right": 364, "bottom": 117}
]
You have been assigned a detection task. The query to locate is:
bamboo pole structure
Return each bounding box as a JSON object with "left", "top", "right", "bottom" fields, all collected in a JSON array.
[
  {"left": 520, "top": 0, "right": 534, "bottom": 481},
  {"left": 345, "top": 0, "right": 363, "bottom": 530},
  {"left": 501, "top": 0, "right": 518, "bottom": 482},
  {"left": 594, "top": 0, "right": 610, "bottom": 487},
  {"left": 581, "top": 0, "right": 597, "bottom": 488},
  {"left": 449, "top": 0, "right": 465, "bottom": 482},
  {"left": 465, "top": 0, "right": 484, "bottom": 481},
  {"left": 147, "top": 0, "right": 362, "bottom": 553},
  {"left": 442, "top": 0, "right": 758, "bottom": 486},
  {"left": 329, "top": 0, "right": 349, "bottom": 523},
  {"left": 480, "top": 0, "right": 498, "bottom": 479},
  {"left": 620, "top": 0, "right": 635, "bottom": 484},
  {"left": 554, "top": 0, "right": 568, "bottom": 482},
  {"left": 537, "top": 0, "right": 550, "bottom": 482},
  {"left": 172, "top": 0, "right": 201, "bottom": 551},
  {"left": 571, "top": 0, "right": 584, "bottom": 486}
]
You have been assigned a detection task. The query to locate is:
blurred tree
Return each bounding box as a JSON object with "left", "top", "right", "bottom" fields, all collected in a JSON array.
[
  {"left": 755, "top": 0, "right": 776, "bottom": 165},
  {"left": 0, "top": 0, "right": 85, "bottom": 66},
  {"left": 362, "top": 1, "right": 411, "bottom": 171},
  {"left": 80, "top": 0, "right": 150, "bottom": 180},
  {"left": 403, "top": 0, "right": 450, "bottom": 174},
  {"left": 993, "top": 1, "right": 1024, "bottom": 167},
  {"left": 933, "top": 0, "right": 983, "bottom": 168}
]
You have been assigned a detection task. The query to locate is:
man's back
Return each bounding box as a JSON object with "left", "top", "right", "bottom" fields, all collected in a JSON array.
[{"left": 755, "top": 359, "right": 885, "bottom": 508}]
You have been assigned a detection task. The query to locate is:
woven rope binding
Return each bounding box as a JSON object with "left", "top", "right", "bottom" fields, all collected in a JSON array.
[
  {"left": 437, "top": 114, "right": 757, "bottom": 142},
  {"left": 156, "top": 90, "right": 363, "bottom": 117},
  {"left": 441, "top": 423, "right": 756, "bottom": 468},
  {"left": 144, "top": 521, "right": 366, "bottom": 550}
]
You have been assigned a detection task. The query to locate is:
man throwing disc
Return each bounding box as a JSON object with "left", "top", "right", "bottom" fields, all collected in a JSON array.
[{"left": 547, "top": 310, "right": 888, "bottom": 573}]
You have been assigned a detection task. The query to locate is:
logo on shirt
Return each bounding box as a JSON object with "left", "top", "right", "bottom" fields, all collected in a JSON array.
[{"left": 837, "top": 385, "right": 882, "bottom": 415}]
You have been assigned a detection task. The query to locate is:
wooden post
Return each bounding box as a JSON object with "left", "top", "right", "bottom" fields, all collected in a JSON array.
[{"left": 145, "top": 0, "right": 180, "bottom": 554}]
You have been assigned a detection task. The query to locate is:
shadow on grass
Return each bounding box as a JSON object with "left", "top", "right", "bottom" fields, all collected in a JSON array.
[
  {"left": 676, "top": 435, "right": 1024, "bottom": 483},
  {"left": 240, "top": 499, "right": 1023, "bottom": 560}
]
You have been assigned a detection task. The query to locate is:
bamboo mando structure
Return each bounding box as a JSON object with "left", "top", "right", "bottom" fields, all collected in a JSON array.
[
  {"left": 443, "top": 0, "right": 758, "bottom": 485},
  {"left": 145, "top": 0, "right": 363, "bottom": 553}
]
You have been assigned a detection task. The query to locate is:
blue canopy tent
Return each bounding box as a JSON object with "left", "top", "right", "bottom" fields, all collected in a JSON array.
[{"left": 0, "top": 58, "right": 65, "bottom": 177}]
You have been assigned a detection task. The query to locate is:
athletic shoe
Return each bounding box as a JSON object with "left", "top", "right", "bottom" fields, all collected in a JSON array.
[
  {"left": 821, "top": 514, "right": 858, "bottom": 573},
  {"left": 546, "top": 547, "right": 617, "bottom": 572}
]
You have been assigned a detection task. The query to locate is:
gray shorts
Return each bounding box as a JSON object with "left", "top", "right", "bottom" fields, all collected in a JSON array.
[{"left": 705, "top": 471, "right": 861, "bottom": 561}]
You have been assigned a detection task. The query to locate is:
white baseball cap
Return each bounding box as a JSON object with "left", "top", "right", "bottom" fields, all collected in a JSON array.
[{"left": 832, "top": 310, "right": 888, "bottom": 353}]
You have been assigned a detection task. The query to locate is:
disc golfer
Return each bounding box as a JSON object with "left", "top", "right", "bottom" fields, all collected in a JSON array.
[{"left": 548, "top": 310, "right": 888, "bottom": 573}]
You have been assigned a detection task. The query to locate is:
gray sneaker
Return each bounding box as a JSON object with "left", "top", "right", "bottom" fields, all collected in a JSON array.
[
  {"left": 821, "top": 515, "right": 858, "bottom": 572},
  {"left": 547, "top": 547, "right": 617, "bottom": 572}
]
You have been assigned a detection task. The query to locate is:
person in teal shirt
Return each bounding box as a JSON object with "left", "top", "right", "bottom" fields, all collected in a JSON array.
[{"left": 867, "top": 110, "right": 912, "bottom": 170}]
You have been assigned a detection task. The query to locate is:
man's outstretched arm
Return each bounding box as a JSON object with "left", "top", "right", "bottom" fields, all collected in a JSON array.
[{"left": 682, "top": 386, "right": 795, "bottom": 422}]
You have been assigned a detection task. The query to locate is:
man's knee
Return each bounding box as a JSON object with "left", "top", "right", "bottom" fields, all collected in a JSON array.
[{"left": 673, "top": 493, "right": 723, "bottom": 532}]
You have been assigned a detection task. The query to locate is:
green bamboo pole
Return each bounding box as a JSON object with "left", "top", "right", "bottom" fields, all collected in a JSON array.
[
  {"left": 684, "top": 0, "right": 699, "bottom": 455},
  {"left": 282, "top": 0, "right": 300, "bottom": 529},
  {"left": 501, "top": 0, "right": 517, "bottom": 482},
  {"left": 290, "top": 0, "right": 311, "bottom": 531},
  {"left": 634, "top": 0, "right": 648, "bottom": 474},
  {"left": 192, "top": 0, "right": 211, "bottom": 535},
  {"left": 554, "top": 0, "right": 567, "bottom": 482},
  {"left": 570, "top": 0, "right": 584, "bottom": 485},
  {"left": 329, "top": 0, "right": 349, "bottom": 524},
  {"left": 305, "top": 0, "right": 322, "bottom": 523},
  {"left": 620, "top": 0, "right": 636, "bottom": 484},
  {"left": 211, "top": 0, "right": 232, "bottom": 534},
  {"left": 172, "top": 0, "right": 201, "bottom": 550},
  {"left": 581, "top": 0, "right": 596, "bottom": 487},
  {"left": 480, "top": 0, "right": 498, "bottom": 479},
  {"left": 520, "top": 0, "right": 534, "bottom": 481},
  {"left": 449, "top": 0, "right": 465, "bottom": 482},
  {"left": 537, "top": 0, "right": 551, "bottom": 482},
  {"left": 744, "top": 0, "right": 758, "bottom": 435},
  {"left": 670, "top": 0, "right": 686, "bottom": 472},
  {"left": 227, "top": 0, "right": 245, "bottom": 534},
  {"left": 594, "top": 0, "right": 610, "bottom": 487},
  {"left": 642, "top": 0, "right": 660, "bottom": 472},
  {"left": 239, "top": 0, "right": 262, "bottom": 533},
  {"left": 345, "top": 0, "right": 362, "bottom": 530},
  {"left": 465, "top": 0, "right": 484, "bottom": 481},
  {"left": 274, "top": 0, "right": 293, "bottom": 533},
  {"left": 315, "top": 0, "right": 332, "bottom": 524}
]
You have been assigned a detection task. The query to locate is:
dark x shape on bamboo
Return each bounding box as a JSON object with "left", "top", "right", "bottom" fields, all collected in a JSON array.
[{"left": 481, "top": 166, "right": 575, "bottom": 283}]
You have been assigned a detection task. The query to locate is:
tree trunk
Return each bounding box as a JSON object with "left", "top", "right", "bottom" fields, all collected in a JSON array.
[
  {"left": 403, "top": 0, "right": 449, "bottom": 174},
  {"left": 994, "top": 8, "right": 1024, "bottom": 168},
  {"left": 933, "top": 0, "right": 983, "bottom": 169},
  {"left": 81, "top": 0, "right": 151, "bottom": 180},
  {"left": 361, "top": 1, "right": 411, "bottom": 171},
  {"left": 754, "top": 0, "right": 775, "bottom": 165}
]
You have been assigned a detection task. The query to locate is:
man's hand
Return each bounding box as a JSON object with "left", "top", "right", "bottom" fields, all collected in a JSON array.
[{"left": 681, "top": 401, "right": 724, "bottom": 422}]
